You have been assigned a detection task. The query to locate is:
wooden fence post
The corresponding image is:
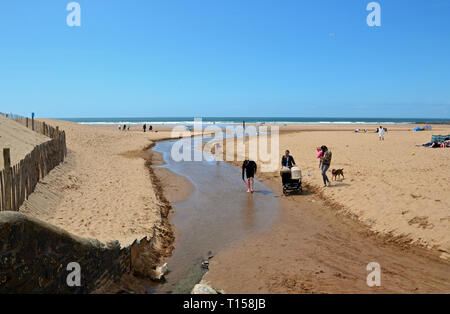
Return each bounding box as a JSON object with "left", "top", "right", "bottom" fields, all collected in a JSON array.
[
  {"left": 55, "top": 127, "right": 61, "bottom": 161},
  {"left": 3, "top": 148, "right": 12, "bottom": 211},
  {"left": 0, "top": 116, "right": 67, "bottom": 212}
]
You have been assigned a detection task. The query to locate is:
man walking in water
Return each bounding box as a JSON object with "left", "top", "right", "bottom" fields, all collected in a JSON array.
[
  {"left": 319, "top": 146, "right": 332, "bottom": 187},
  {"left": 242, "top": 160, "right": 257, "bottom": 193}
]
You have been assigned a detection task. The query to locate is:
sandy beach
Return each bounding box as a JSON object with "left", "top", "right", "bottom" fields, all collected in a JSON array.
[
  {"left": 18, "top": 120, "right": 183, "bottom": 247},
  {"left": 201, "top": 123, "right": 450, "bottom": 293},
  {"left": 212, "top": 123, "right": 450, "bottom": 255},
  {"left": 282, "top": 124, "right": 450, "bottom": 255},
  {"left": 12, "top": 121, "right": 450, "bottom": 255},
  {"left": 204, "top": 177, "right": 450, "bottom": 293},
  {"left": 3, "top": 118, "right": 449, "bottom": 293},
  {"left": 3, "top": 0, "right": 450, "bottom": 299}
]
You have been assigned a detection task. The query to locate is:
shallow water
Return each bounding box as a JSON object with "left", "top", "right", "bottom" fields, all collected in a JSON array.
[{"left": 149, "top": 138, "right": 279, "bottom": 293}]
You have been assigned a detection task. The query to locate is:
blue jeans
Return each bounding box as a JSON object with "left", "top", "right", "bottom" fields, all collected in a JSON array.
[{"left": 322, "top": 164, "right": 330, "bottom": 185}]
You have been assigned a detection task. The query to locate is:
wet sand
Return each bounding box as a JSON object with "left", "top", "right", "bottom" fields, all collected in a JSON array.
[
  {"left": 205, "top": 123, "right": 450, "bottom": 255},
  {"left": 151, "top": 148, "right": 196, "bottom": 204},
  {"left": 204, "top": 177, "right": 450, "bottom": 293},
  {"left": 153, "top": 167, "right": 195, "bottom": 204},
  {"left": 204, "top": 125, "right": 450, "bottom": 293}
]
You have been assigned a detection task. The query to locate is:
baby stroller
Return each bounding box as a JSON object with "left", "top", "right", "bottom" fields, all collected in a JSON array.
[{"left": 280, "top": 166, "right": 302, "bottom": 195}]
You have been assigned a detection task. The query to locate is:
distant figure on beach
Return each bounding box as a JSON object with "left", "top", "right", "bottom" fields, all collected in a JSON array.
[
  {"left": 281, "top": 150, "right": 296, "bottom": 169},
  {"left": 243, "top": 120, "right": 246, "bottom": 130},
  {"left": 123, "top": 124, "right": 126, "bottom": 131},
  {"left": 319, "top": 146, "right": 332, "bottom": 187},
  {"left": 416, "top": 140, "right": 435, "bottom": 147},
  {"left": 149, "top": 125, "right": 153, "bottom": 131},
  {"left": 242, "top": 160, "right": 257, "bottom": 193},
  {"left": 143, "top": 124, "right": 147, "bottom": 132},
  {"left": 127, "top": 125, "right": 130, "bottom": 131},
  {"left": 430, "top": 140, "right": 441, "bottom": 148},
  {"left": 431, "top": 140, "right": 441, "bottom": 148},
  {"left": 118, "top": 125, "right": 121, "bottom": 131},
  {"left": 417, "top": 138, "right": 450, "bottom": 148},
  {"left": 378, "top": 126, "right": 385, "bottom": 141}
]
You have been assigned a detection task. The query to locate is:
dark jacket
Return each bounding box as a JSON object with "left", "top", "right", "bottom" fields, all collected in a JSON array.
[
  {"left": 321, "top": 150, "right": 332, "bottom": 165},
  {"left": 242, "top": 160, "right": 257, "bottom": 180},
  {"left": 281, "top": 155, "right": 296, "bottom": 168}
]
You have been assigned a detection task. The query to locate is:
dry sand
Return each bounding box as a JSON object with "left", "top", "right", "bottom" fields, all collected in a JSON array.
[
  {"left": 18, "top": 120, "right": 182, "bottom": 246},
  {"left": 0, "top": 115, "right": 49, "bottom": 169},
  {"left": 278, "top": 124, "right": 450, "bottom": 255}
]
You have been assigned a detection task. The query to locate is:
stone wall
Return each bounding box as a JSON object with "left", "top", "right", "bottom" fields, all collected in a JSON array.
[{"left": 0, "top": 212, "right": 131, "bottom": 293}]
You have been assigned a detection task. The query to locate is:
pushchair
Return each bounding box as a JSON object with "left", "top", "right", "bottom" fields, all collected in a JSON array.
[{"left": 280, "top": 166, "right": 302, "bottom": 195}]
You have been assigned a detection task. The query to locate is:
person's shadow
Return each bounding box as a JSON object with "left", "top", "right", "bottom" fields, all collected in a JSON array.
[
  {"left": 328, "top": 182, "right": 350, "bottom": 188},
  {"left": 253, "top": 190, "right": 272, "bottom": 195}
]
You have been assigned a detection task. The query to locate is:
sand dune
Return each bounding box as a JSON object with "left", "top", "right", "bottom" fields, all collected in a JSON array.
[
  {"left": 19, "top": 120, "right": 177, "bottom": 246},
  {"left": 0, "top": 115, "right": 49, "bottom": 169}
]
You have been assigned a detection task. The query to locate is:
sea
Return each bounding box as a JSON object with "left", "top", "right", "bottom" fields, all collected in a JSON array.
[{"left": 60, "top": 117, "right": 450, "bottom": 126}]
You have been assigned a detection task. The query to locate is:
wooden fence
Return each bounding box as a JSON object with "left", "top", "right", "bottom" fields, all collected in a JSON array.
[
  {"left": 0, "top": 113, "right": 67, "bottom": 211},
  {"left": 0, "top": 112, "right": 64, "bottom": 139}
]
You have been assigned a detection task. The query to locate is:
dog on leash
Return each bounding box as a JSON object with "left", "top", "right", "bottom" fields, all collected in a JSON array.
[{"left": 332, "top": 168, "right": 344, "bottom": 180}]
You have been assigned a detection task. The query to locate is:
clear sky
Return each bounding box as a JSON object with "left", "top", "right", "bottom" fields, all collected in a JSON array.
[{"left": 1, "top": 0, "right": 449, "bottom": 118}]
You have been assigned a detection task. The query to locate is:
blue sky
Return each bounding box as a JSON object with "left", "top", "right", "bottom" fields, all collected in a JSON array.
[{"left": 0, "top": 0, "right": 449, "bottom": 118}]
